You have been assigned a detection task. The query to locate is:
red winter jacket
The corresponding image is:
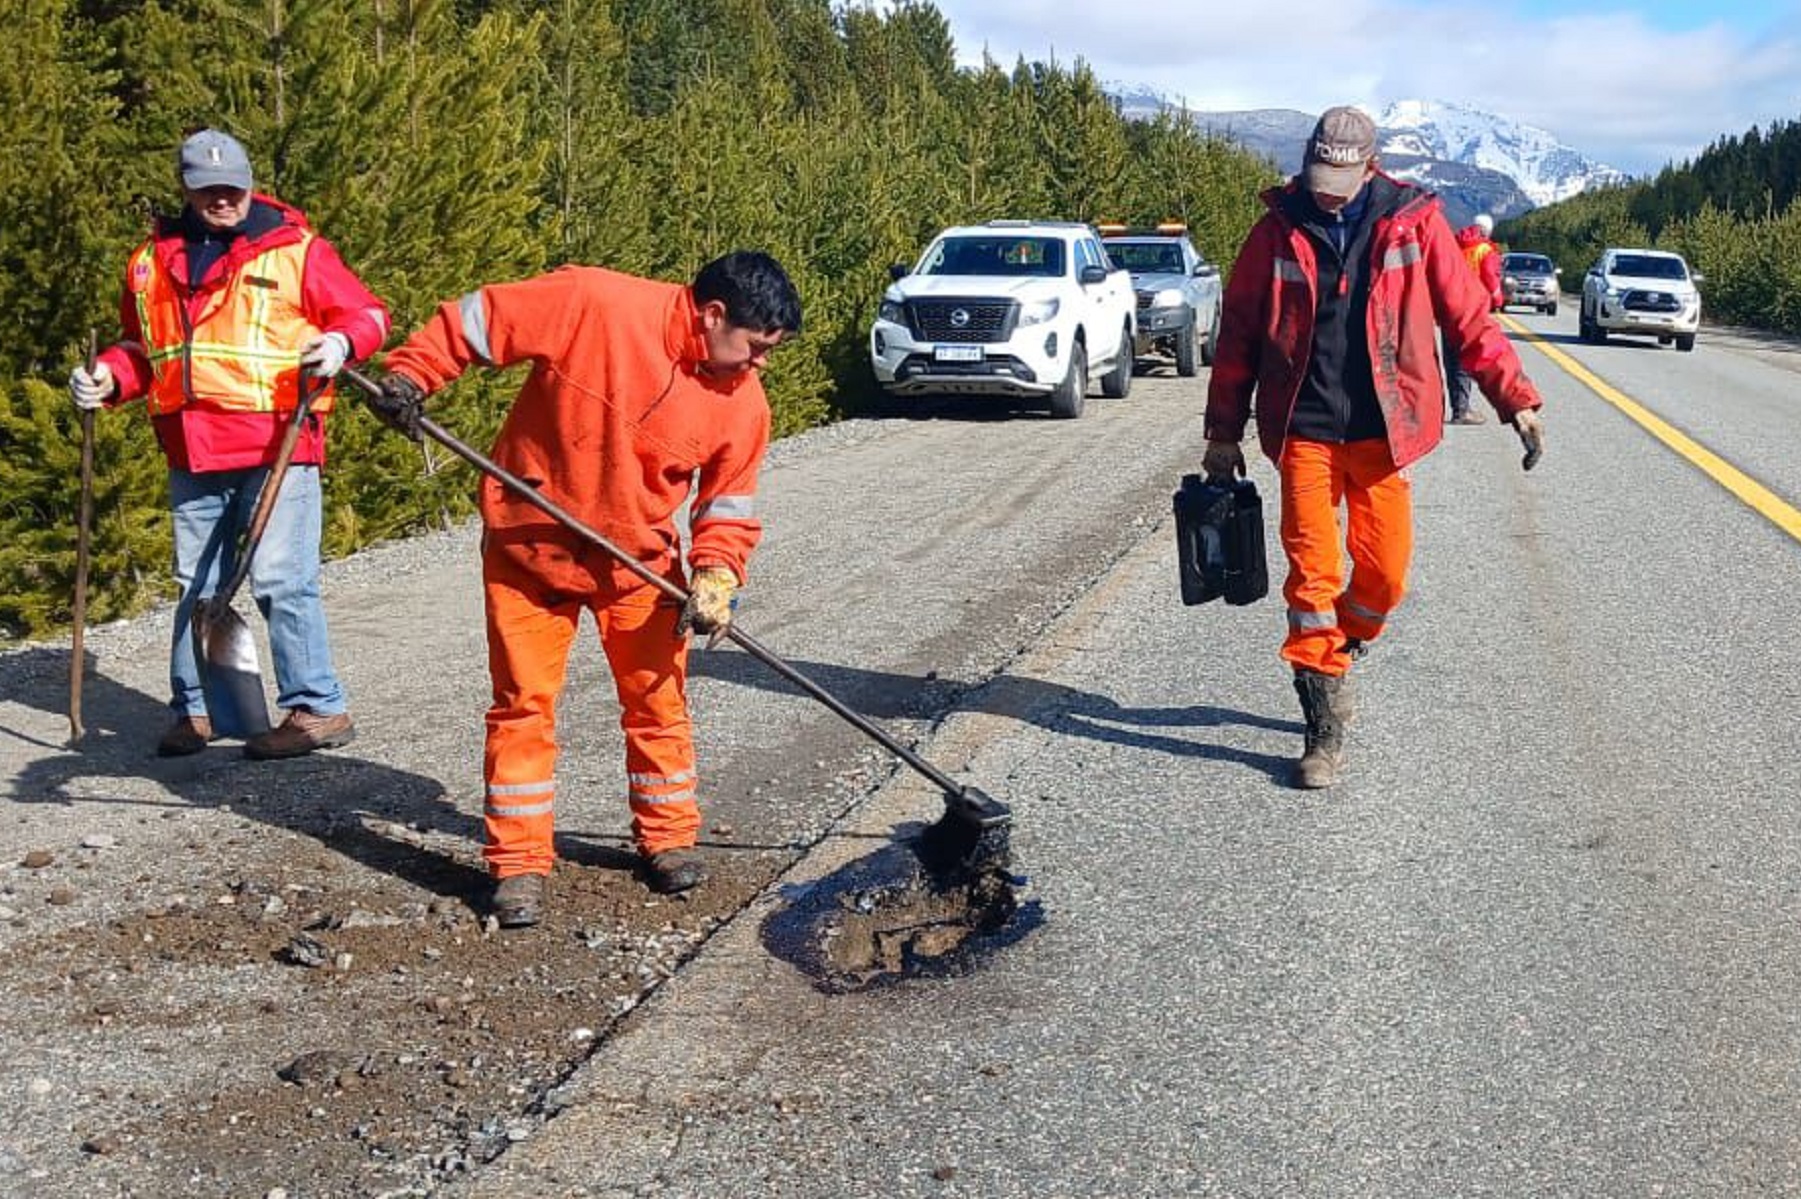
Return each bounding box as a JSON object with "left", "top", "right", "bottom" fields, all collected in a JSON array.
[
  {"left": 1206, "top": 175, "right": 1542, "bottom": 470},
  {"left": 98, "top": 195, "right": 389, "bottom": 473}
]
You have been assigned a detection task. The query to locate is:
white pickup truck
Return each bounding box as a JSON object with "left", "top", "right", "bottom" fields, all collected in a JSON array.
[{"left": 868, "top": 220, "right": 1138, "bottom": 418}]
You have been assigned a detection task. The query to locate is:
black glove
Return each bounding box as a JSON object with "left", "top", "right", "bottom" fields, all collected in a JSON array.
[{"left": 367, "top": 373, "right": 426, "bottom": 442}]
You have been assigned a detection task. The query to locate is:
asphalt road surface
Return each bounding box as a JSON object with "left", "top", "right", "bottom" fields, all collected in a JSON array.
[
  {"left": 467, "top": 310, "right": 1801, "bottom": 1199},
  {"left": 7, "top": 309, "right": 1801, "bottom": 1196}
]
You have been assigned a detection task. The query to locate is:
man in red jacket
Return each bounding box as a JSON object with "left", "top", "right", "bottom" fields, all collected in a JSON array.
[
  {"left": 1203, "top": 107, "right": 1546, "bottom": 788},
  {"left": 368, "top": 252, "right": 801, "bottom": 926},
  {"left": 68, "top": 129, "right": 389, "bottom": 759},
  {"left": 1446, "top": 212, "right": 1506, "bottom": 424}
]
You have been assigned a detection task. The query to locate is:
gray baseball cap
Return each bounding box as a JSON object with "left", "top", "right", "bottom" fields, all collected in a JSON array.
[
  {"left": 1302, "top": 106, "right": 1377, "bottom": 197},
  {"left": 178, "top": 129, "right": 253, "bottom": 191}
]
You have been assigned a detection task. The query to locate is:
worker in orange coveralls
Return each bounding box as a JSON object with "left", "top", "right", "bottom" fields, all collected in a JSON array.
[
  {"left": 367, "top": 252, "right": 802, "bottom": 927},
  {"left": 1203, "top": 107, "right": 1545, "bottom": 790}
]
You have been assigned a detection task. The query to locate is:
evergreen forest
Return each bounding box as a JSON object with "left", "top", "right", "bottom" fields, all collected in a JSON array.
[{"left": 0, "top": 0, "right": 1276, "bottom": 641}]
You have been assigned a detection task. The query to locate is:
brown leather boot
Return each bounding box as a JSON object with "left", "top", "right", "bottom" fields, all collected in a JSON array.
[
  {"left": 642, "top": 849, "right": 706, "bottom": 895},
  {"left": 490, "top": 874, "right": 546, "bottom": 928},
  {"left": 244, "top": 709, "right": 356, "bottom": 760},
  {"left": 1292, "top": 669, "right": 1348, "bottom": 789},
  {"left": 156, "top": 715, "right": 214, "bottom": 758}
]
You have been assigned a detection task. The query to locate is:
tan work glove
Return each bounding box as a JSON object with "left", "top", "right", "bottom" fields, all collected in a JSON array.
[
  {"left": 678, "top": 566, "right": 739, "bottom": 643},
  {"left": 1203, "top": 439, "right": 1246, "bottom": 481},
  {"left": 1513, "top": 408, "right": 1545, "bottom": 471}
]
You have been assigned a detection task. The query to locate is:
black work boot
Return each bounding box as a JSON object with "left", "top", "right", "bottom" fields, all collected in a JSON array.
[
  {"left": 1292, "top": 669, "right": 1348, "bottom": 789},
  {"left": 490, "top": 874, "right": 546, "bottom": 928},
  {"left": 642, "top": 849, "right": 706, "bottom": 895}
]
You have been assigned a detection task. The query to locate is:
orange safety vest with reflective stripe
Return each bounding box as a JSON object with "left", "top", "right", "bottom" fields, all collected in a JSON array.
[
  {"left": 1463, "top": 239, "right": 1494, "bottom": 273},
  {"left": 126, "top": 232, "right": 336, "bottom": 416}
]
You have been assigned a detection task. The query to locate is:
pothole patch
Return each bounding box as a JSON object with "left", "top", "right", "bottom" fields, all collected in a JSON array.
[{"left": 761, "top": 829, "right": 1040, "bottom": 993}]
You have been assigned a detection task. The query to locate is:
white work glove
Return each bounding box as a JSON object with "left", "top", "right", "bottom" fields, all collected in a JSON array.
[
  {"left": 69, "top": 362, "right": 114, "bottom": 411},
  {"left": 299, "top": 332, "right": 351, "bottom": 379},
  {"left": 1513, "top": 408, "right": 1545, "bottom": 471}
]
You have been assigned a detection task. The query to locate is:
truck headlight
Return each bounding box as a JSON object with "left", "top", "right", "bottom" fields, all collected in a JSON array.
[
  {"left": 877, "top": 299, "right": 905, "bottom": 324},
  {"left": 1151, "top": 289, "right": 1185, "bottom": 309},
  {"left": 1019, "top": 298, "right": 1060, "bottom": 327}
]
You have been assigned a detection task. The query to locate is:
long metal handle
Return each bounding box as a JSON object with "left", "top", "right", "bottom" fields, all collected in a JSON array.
[
  {"left": 341, "top": 367, "right": 968, "bottom": 796},
  {"left": 69, "top": 331, "right": 98, "bottom": 743}
]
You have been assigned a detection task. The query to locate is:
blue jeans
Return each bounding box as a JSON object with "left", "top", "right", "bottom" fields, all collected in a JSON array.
[{"left": 169, "top": 465, "right": 347, "bottom": 726}]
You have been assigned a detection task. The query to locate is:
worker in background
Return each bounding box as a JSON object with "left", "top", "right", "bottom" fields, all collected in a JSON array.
[
  {"left": 1202, "top": 107, "right": 1546, "bottom": 788},
  {"left": 67, "top": 128, "right": 388, "bottom": 760},
  {"left": 367, "top": 252, "right": 802, "bottom": 926},
  {"left": 1446, "top": 212, "right": 1506, "bottom": 424}
]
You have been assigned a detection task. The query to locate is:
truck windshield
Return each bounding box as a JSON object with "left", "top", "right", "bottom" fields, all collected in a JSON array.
[
  {"left": 1504, "top": 255, "right": 1553, "bottom": 274},
  {"left": 1612, "top": 255, "right": 1687, "bottom": 280},
  {"left": 1104, "top": 242, "right": 1184, "bottom": 273},
  {"left": 923, "top": 236, "right": 1066, "bottom": 278}
]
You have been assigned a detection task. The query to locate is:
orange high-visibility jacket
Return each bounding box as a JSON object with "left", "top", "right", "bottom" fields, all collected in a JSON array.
[
  {"left": 98, "top": 195, "right": 390, "bottom": 473},
  {"left": 385, "top": 266, "right": 771, "bottom": 583},
  {"left": 1456, "top": 226, "right": 1505, "bottom": 309},
  {"left": 128, "top": 232, "right": 333, "bottom": 417}
]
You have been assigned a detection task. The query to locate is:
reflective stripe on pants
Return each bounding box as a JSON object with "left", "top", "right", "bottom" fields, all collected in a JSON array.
[
  {"left": 481, "top": 550, "right": 699, "bottom": 877},
  {"left": 1277, "top": 437, "right": 1413, "bottom": 676}
]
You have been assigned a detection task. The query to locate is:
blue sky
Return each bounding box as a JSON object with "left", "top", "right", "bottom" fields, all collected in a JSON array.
[{"left": 922, "top": 0, "right": 1801, "bottom": 174}]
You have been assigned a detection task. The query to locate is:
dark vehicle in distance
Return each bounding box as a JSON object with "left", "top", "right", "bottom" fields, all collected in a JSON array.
[{"left": 1500, "top": 252, "right": 1560, "bottom": 316}]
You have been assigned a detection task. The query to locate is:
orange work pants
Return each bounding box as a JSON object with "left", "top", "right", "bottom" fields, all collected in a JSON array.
[
  {"left": 1278, "top": 437, "right": 1414, "bottom": 677},
  {"left": 480, "top": 546, "right": 700, "bottom": 878}
]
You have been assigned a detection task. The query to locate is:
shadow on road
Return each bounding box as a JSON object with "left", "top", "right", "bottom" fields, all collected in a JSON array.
[
  {"left": 2, "top": 645, "right": 494, "bottom": 907},
  {"left": 689, "top": 646, "right": 1300, "bottom": 785}
]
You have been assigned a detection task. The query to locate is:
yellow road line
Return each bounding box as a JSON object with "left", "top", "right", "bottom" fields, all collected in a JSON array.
[{"left": 1501, "top": 315, "right": 1801, "bottom": 542}]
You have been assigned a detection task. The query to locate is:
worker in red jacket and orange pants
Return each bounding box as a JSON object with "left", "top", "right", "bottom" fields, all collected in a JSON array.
[{"left": 370, "top": 252, "right": 802, "bottom": 926}]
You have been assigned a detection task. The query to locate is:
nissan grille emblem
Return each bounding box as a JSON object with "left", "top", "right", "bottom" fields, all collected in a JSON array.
[{"left": 950, "top": 307, "right": 971, "bottom": 329}]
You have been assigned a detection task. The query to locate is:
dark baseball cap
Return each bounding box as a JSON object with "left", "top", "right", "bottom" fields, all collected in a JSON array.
[
  {"left": 1303, "top": 106, "right": 1377, "bottom": 197},
  {"left": 179, "top": 129, "right": 253, "bottom": 191}
]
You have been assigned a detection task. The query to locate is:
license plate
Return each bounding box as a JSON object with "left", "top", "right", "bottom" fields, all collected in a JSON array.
[{"left": 933, "top": 345, "right": 983, "bottom": 363}]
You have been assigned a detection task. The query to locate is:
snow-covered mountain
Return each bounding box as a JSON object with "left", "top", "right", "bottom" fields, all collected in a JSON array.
[
  {"left": 1376, "top": 100, "right": 1627, "bottom": 207},
  {"left": 1108, "top": 88, "right": 1628, "bottom": 223}
]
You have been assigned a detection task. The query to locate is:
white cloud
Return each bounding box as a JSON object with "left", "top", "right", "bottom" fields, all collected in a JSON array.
[{"left": 929, "top": 0, "right": 1801, "bottom": 173}]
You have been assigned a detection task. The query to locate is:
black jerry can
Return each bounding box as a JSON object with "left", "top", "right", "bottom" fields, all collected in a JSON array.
[{"left": 1173, "top": 474, "right": 1270, "bottom": 607}]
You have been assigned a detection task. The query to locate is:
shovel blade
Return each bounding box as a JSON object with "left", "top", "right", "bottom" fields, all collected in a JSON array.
[{"left": 193, "top": 602, "right": 271, "bottom": 738}]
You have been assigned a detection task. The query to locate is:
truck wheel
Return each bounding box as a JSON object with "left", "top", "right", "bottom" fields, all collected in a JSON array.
[
  {"left": 1049, "top": 342, "right": 1087, "bottom": 419},
  {"left": 1200, "top": 306, "right": 1221, "bottom": 367},
  {"left": 1676, "top": 333, "right": 1696, "bottom": 352},
  {"left": 1545, "top": 300, "right": 1558, "bottom": 317},
  {"left": 1175, "top": 316, "right": 1199, "bottom": 376},
  {"left": 1100, "top": 325, "right": 1132, "bottom": 398}
]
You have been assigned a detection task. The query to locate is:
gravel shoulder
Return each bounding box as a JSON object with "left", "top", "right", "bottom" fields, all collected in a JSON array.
[{"left": 0, "top": 376, "right": 1208, "bottom": 1196}]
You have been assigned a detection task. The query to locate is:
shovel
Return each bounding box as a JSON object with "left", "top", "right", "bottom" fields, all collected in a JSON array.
[
  {"left": 68, "top": 330, "right": 98, "bottom": 744},
  {"left": 341, "top": 368, "right": 1013, "bottom": 875},
  {"left": 192, "top": 378, "right": 322, "bottom": 737}
]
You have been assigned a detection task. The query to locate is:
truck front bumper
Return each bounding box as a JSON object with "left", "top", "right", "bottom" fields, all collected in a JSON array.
[{"left": 870, "top": 321, "right": 1062, "bottom": 397}]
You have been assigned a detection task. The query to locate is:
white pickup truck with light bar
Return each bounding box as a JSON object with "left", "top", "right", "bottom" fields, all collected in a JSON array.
[{"left": 868, "top": 220, "right": 1138, "bottom": 418}]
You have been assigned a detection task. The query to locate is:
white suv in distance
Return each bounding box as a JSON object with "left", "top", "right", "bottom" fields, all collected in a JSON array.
[
  {"left": 868, "top": 220, "right": 1137, "bottom": 418},
  {"left": 1579, "top": 248, "right": 1702, "bottom": 351}
]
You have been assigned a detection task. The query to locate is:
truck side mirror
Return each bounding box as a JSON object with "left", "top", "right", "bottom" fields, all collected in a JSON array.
[
  {"left": 1194, "top": 263, "right": 1218, "bottom": 278},
  {"left": 1079, "top": 265, "right": 1108, "bottom": 285},
  {"left": 888, "top": 263, "right": 909, "bottom": 282},
  {"left": 1691, "top": 271, "right": 1706, "bottom": 284}
]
